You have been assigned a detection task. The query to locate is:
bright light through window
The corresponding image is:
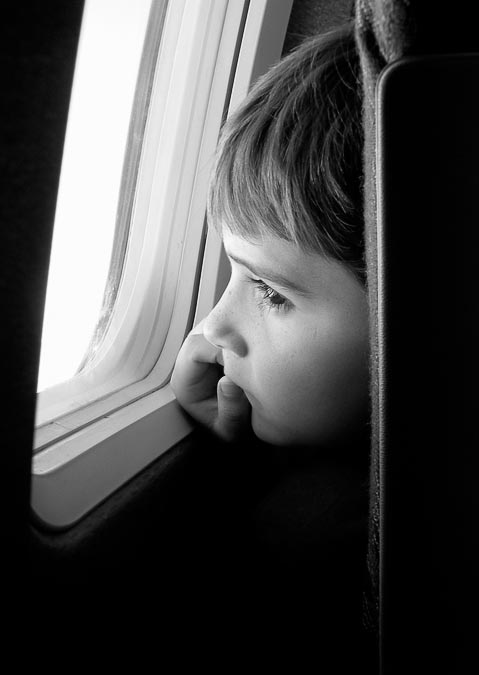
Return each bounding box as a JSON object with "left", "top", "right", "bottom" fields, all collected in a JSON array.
[{"left": 37, "top": 0, "right": 152, "bottom": 392}]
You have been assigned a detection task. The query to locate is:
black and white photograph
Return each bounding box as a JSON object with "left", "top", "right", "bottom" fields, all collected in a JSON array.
[{"left": 2, "top": 1, "right": 476, "bottom": 671}]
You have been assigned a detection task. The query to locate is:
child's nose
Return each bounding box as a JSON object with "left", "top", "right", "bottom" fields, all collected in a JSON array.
[{"left": 202, "top": 290, "right": 247, "bottom": 358}]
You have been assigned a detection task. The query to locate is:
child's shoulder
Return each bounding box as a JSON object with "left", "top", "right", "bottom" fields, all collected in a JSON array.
[{"left": 251, "top": 454, "right": 369, "bottom": 568}]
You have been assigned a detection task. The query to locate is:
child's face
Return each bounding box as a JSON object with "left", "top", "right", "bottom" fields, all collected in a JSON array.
[{"left": 203, "top": 228, "right": 369, "bottom": 447}]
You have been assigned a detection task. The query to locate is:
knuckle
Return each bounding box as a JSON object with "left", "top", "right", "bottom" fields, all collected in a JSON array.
[{"left": 183, "top": 333, "right": 206, "bottom": 360}]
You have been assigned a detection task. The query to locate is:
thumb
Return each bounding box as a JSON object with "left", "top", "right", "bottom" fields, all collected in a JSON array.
[{"left": 215, "top": 376, "right": 251, "bottom": 442}]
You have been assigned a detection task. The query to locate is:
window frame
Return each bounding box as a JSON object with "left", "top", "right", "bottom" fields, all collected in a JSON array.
[{"left": 31, "top": 0, "right": 294, "bottom": 530}]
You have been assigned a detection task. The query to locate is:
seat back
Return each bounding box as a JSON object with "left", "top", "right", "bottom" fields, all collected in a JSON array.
[{"left": 377, "top": 53, "right": 479, "bottom": 673}]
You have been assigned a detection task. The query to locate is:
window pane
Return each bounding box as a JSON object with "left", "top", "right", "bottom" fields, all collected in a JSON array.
[{"left": 37, "top": 0, "right": 152, "bottom": 392}]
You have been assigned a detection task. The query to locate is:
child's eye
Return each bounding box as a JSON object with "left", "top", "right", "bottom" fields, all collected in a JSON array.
[{"left": 250, "top": 278, "right": 291, "bottom": 312}]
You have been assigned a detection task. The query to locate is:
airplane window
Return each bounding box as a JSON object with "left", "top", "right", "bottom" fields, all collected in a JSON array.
[
  {"left": 34, "top": 0, "right": 173, "bottom": 436},
  {"left": 38, "top": 0, "right": 152, "bottom": 393},
  {"left": 32, "top": 0, "right": 294, "bottom": 528}
]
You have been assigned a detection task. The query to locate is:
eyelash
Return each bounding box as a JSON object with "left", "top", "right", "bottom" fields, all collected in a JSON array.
[{"left": 250, "top": 278, "right": 290, "bottom": 312}]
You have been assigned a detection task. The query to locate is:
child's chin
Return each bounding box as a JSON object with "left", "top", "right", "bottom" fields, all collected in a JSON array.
[
  {"left": 251, "top": 412, "right": 294, "bottom": 446},
  {"left": 251, "top": 410, "right": 336, "bottom": 448}
]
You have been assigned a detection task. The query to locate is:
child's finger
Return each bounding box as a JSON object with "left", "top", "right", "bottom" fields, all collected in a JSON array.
[
  {"left": 188, "top": 320, "right": 223, "bottom": 366},
  {"left": 189, "top": 317, "right": 207, "bottom": 336},
  {"left": 215, "top": 376, "right": 251, "bottom": 441},
  {"left": 172, "top": 332, "right": 221, "bottom": 390}
]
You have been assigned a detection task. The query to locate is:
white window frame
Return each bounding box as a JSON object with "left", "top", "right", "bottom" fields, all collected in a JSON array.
[{"left": 32, "top": 0, "right": 294, "bottom": 530}]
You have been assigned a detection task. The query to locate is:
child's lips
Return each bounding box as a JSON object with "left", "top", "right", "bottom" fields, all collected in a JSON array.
[
  {"left": 222, "top": 368, "right": 246, "bottom": 395},
  {"left": 221, "top": 357, "right": 255, "bottom": 406},
  {"left": 223, "top": 370, "right": 257, "bottom": 408}
]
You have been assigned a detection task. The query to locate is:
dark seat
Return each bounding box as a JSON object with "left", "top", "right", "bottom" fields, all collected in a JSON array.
[{"left": 356, "top": 2, "right": 479, "bottom": 672}]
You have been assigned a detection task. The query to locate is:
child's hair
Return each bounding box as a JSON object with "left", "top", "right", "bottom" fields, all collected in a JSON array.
[{"left": 207, "top": 21, "right": 365, "bottom": 281}]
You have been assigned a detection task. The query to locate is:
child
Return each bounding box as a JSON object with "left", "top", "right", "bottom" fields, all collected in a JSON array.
[
  {"left": 171, "top": 21, "right": 369, "bottom": 455},
  {"left": 171, "top": 21, "right": 373, "bottom": 665}
]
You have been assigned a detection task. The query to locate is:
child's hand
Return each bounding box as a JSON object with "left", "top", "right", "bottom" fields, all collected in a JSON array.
[{"left": 171, "top": 320, "right": 251, "bottom": 442}]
